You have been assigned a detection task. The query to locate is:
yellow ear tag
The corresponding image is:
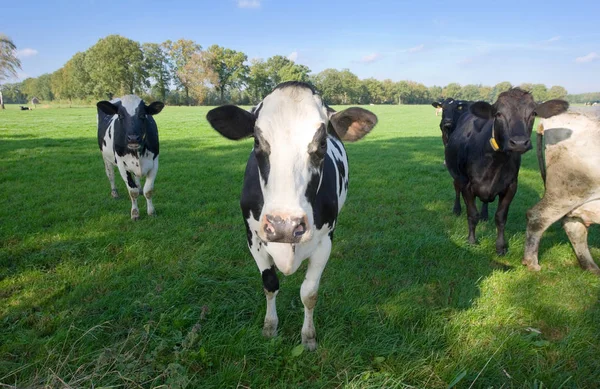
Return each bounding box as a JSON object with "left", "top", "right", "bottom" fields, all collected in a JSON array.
[{"left": 489, "top": 137, "right": 500, "bottom": 151}]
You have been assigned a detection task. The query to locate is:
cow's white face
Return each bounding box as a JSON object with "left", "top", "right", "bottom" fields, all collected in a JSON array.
[{"left": 253, "top": 86, "right": 329, "bottom": 243}]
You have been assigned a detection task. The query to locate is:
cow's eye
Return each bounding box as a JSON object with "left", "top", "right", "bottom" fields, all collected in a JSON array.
[
  {"left": 254, "top": 136, "right": 260, "bottom": 149},
  {"left": 319, "top": 138, "right": 327, "bottom": 151}
]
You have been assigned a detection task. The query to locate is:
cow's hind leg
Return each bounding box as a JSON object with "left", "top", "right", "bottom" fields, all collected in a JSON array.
[
  {"left": 480, "top": 201, "right": 489, "bottom": 221},
  {"left": 301, "top": 237, "right": 332, "bottom": 351},
  {"left": 453, "top": 180, "right": 461, "bottom": 215},
  {"left": 143, "top": 161, "right": 159, "bottom": 216},
  {"left": 494, "top": 182, "right": 517, "bottom": 255},
  {"left": 563, "top": 217, "right": 600, "bottom": 275},
  {"left": 104, "top": 159, "right": 119, "bottom": 198},
  {"left": 461, "top": 187, "right": 479, "bottom": 244}
]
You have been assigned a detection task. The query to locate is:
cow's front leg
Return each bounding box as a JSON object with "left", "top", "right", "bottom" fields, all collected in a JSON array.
[
  {"left": 144, "top": 160, "right": 159, "bottom": 216},
  {"left": 301, "top": 238, "right": 332, "bottom": 351},
  {"left": 563, "top": 217, "right": 600, "bottom": 274},
  {"left": 495, "top": 182, "right": 517, "bottom": 255},
  {"left": 461, "top": 187, "right": 479, "bottom": 244},
  {"left": 103, "top": 159, "right": 119, "bottom": 198},
  {"left": 118, "top": 166, "right": 141, "bottom": 220},
  {"left": 249, "top": 235, "right": 279, "bottom": 337}
]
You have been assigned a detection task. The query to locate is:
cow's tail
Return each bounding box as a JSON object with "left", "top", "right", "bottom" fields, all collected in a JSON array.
[{"left": 536, "top": 123, "right": 546, "bottom": 186}]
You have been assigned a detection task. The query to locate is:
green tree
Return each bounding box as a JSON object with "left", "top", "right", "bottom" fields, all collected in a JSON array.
[
  {"left": 531, "top": 84, "right": 548, "bottom": 102},
  {"left": 22, "top": 73, "right": 53, "bottom": 101},
  {"left": 65, "top": 52, "right": 92, "bottom": 100},
  {"left": 163, "top": 39, "right": 202, "bottom": 105},
  {"left": 0, "top": 34, "right": 22, "bottom": 109},
  {"left": 312, "top": 68, "right": 361, "bottom": 104},
  {"left": 478, "top": 86, "right": 492, "bottom": 102},
  {"left": 247, "top": 58, "right": 271, "bottom": 103},
  {"left": 362, "top": 78, "right": 384, "bottom": 104},
  {"left": 443, "top": 83, "right": 461, "bottom": 99},
  {"left": 547, "top": 85, "right": 568, "bottom": 100},
  {"left": 0, "top": 82, "right": 25, "bottom": 104},
  {"left": 84, "top": 35, "right": 146, "bottom": 99},
  {"left": 459, "top": 84, "right": 481, "bottom": 101},
  {"left": 490, "top": 81, "right": 512, "bottom": 102},
  {"left": 202, "top": 45, "right": 248, "bottom": 103},
  {"left": 142, "top": 43, "right": 171, "bottom": 102},
  {"left": 428, "top": 86, "right": 443, "bottom": 102}
]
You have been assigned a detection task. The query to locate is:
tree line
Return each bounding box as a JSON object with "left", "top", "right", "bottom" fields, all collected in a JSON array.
[{"left": 0, "top": 34, "right": 578, "bottom": 107}]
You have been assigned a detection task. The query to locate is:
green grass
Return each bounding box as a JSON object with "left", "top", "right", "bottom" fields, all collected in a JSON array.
[{"left": 1, "top": 104, "right": 600, "bottom": 388}]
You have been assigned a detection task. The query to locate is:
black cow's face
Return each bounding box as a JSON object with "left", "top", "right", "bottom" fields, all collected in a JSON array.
[
  {"left": 470, "top": 89, "right": 568, "bottom": 153},
  {"left": 206, "top": 82, "right": 377, "bottom": 245},
  {"left": 97, "top": 96, "right": 164, "bottom": 150},
  {"left": 433, "top": 98, "right": 470, "bottom": 133}
]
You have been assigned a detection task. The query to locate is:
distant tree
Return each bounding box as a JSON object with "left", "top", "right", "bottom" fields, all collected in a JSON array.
[
  {"left": 247, "top": 58, "right": 271, "bottom": 103},
  {"left": 459, "top": 84, "right": 481, "bottom": 101},
  {"left": 177, "top": 51, "right": 216, "bottom": 105},
  {"left": 396, "top": 80, "right": 411, "bottom": 104},
  {"left": 65, "top": 52, "right": 92, "bottom": 100},
  {"left": 50, "top": 67, "right": 73, "bottom": 105},
  {"left": 531, "top": 84, "right": 548, "bottom": 102},
  {"left": 362, "top": 78, "right": 385, "bottom": 104},
  {"left": 0, "top": 34, "right": 22, "bottom": 109},
  {"left": 547, "top": 85, "right": 568, "bottom": 100},
  {"left": 312, "top": 68, "right": 361, "bottom": 104},
  {"left": 0, "top": 82, "right": 26, "bottom": 104},
  {"left": 519, "top": 83, "right": 533, "bottom": 92},
  {"left": 22, "top": 74, "right": 53, "bottom": 101},
  {"left": 443, "top": 83, "right": 461, "bottom": 99},
  {"left": 163, "top": 39, "right": 202, "bottom": 105},
  {"left": 490, "top": 81, "right": 512, "bottom": 102},
  {"left": 428, "top": 85, "right": 443, "bottom": 102},
  {"left": 265, "top": 55, "right": 310, "bottom": 85},
  {"left": 202, "top": 45, "right": 248, "bottom": 103},
  {"left": 478, "top": 86, "right": 492, "bottom": 102},
  {"left": 142, "top": 42, "right": 171, "bottom": 102},
  {"left": 84, "top": 35, "right": 146, "bottom": 98}
]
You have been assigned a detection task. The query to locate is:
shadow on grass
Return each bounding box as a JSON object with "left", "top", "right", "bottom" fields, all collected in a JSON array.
[{"left": 1, "top": 133, "right": 599, "bottom": 387}]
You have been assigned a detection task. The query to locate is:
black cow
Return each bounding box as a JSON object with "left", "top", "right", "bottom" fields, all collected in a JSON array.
[
  {"left": 20, "top": 106, "right": 30, "bottom": 110},
  {"left": 445, "top": 88, "right": 568, "bottom": 255},
  {"left": 206, "top": 81, "right": 377, "bottom": 350}
]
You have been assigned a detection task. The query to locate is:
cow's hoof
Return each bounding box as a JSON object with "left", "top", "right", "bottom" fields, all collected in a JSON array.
[
  {"left": 262, "top": 321, "right": 278, "bottom": 338},
  {"left": 496, "top": 247, "right": 508, "bottom": 256},
  {"left": 302, "top": 336, "right": 317, "bottom": 351},
  {"left": 453, "top": 208, "right": 461, "bottom": 216},
  {"left": 522, "top": 259, "right": 541, "bottom": 272},
  {"left": 131, "top": 209, "right": 140, "bottom": 220},
  {"left": 148, "top": 210, "right": 156, "bottom": 217},
  {"left": 468, "top": 237, "right": 477, "bottom": 245},
  {"left": 111, "top": 190, "right": 119, "bottom": 198},
  {"left": 480, "top": 215, "right": 489, "bottom": 222}
]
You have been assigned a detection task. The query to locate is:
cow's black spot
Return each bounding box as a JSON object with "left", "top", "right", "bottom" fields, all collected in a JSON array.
[
  {"left": 244, "top": 219, "right": 252, "bottom": 248},
  {"left": 262, "top": 266, "right": 279, "bottom": 292},
  {"left": 335, "top": 158, "right": 346, "bottom": 196},
  {"left": 241, "top": 151, "right": 264, "bottom": 222},
  {"left": 545, "top": 128, "right": 572, "bottom": 145},
  {"left": 126, "top": 172, "right": 136, "bottom": 188}
]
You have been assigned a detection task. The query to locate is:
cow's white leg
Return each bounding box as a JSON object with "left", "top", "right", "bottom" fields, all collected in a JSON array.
[
  {"left": 117, "top": 165, "right": 141, "bottom": 220},
  {"left": 103, "top": 159, "right": 119, "bottom": 198},
  {"left": 300, "top": 237, "right": 331, "bottom": 351},
  {"left": 248, "top": 231, "right": 279, "bottom": 337},
  {"left": 143, "top": 160, "right": 159, "bottom": 216},
  {"left": 563, "top": 217, "right": 600, "bottom": 274}
]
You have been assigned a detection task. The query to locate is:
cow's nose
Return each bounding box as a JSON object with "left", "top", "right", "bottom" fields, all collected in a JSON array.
[
  {"left": 508, "top": 138, "right": 532, "bottom": 152},
  {"left": 128, "top": 134, "right": 141, "bottom": 144},
  {"left": 263, "top": 214, "right": 309, "bottom": 243}
]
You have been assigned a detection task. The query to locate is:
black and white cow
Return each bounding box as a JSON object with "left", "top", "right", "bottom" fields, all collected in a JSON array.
[
  {"left": 206, "top": 81, "right": 377, "bottom": 350},
  {"left": 524, "top": 108, "right": 600, "bottom": 274},
  {"left": 97, "top": 95, "right": 164, "bottom": 220}
]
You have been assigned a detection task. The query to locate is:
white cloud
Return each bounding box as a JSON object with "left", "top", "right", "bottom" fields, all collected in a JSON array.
[
  {"left": 360, "top": 53, "right": 381, "bottom": 63},
  {"left": 575, "top": 52, "right": 599, "bottom": 63},
  {"left": 16, "top": 48, "right": 38, "bottom": 58},
  {"left": 546, "top": 36, "right": 561, "bottom": 43},
  {"left": 288, "top": 51, "right": 298, "bottom": 61},
  {"left": 237, "top": 0, "right": 260, "bottom": 8},
  {"left": 408, "top": 44, "right": 424, "bottom": 53}
]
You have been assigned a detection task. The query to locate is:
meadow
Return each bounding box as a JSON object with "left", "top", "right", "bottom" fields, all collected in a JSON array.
[{"left": 1, "top": 103, "right": 599, "bottom": 388}]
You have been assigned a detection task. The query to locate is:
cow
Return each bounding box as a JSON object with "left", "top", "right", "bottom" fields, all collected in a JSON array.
[
  {"left": 434, "top": 106, "right": 442, "bottom": 116},
  {"left": 20, "top": 106, "right": 30, "bottom": 110},
  {"left": 445, "top": 88, "right": 568, "bottom": 255},
  {"left": 523, "top": 107, "right": 600, "bottom": 274},
  {"left": 97, "top": 95, "right": 164, "bottom": 220},
  {"left": 432, "top": 98, "right": 474, "bottom": 215},
  {"left": 206, "top": 81, "right": 377, "bottom": 350}
]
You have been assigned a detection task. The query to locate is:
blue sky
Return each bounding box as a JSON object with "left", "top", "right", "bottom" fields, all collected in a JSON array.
[{"left": 3, "top": 0, "right": 600, "bottom": 94}]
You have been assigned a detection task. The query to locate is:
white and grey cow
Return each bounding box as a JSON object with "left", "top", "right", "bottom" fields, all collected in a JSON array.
[
  {"left": 524, "top": 107, "right": 600, "bottom": 274},
  {"left": 97, "top": 95, "right": 164, "bottom": 220},
  {"left": 206, "top": 81, "right": 377, "bottom": 350}
]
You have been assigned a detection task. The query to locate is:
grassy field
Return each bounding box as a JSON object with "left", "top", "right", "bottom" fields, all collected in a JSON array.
[{"left": 1, "top": 103, "right": 599, "bottom": 388}]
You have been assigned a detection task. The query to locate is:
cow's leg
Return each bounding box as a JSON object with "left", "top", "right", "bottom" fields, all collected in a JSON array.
[
  {"left": 117, "top": 166, "right": 141, "bottom": 220},
  {"left": 480, "top": 201, "right": 489, "bottom": 221},
  {"left": 563, "top": 217, "right": 600, "bottom": 274},
  {"left": 494, "top": 182, "right": 517, "bottom": 256},
  {"left": 248, "top": 233, "right": 279, "bottom": 337},
  {"left": 523, "top": 196, "right": 577, "bottom": 271},
  {"left": 143, "top": 160, "right": 159, "bottom": 216},
  {"left": 104, "top": 159, "right": 119, "bottom": 198},
  {"left": 453, "top": 180, "right": 462, "bottom": 215},
  {"left": 461, "top": 187, "right": 479, "bottom": 244},
  {"left": 300, "top": 237, "right": 332, "bottom": 351}
]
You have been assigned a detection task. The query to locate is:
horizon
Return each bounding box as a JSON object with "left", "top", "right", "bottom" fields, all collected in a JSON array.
[{"left": 3, "top": 0, "right": 600, "bottom": 94}]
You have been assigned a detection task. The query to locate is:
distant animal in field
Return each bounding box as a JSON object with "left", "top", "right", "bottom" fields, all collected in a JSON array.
[
  {"left": 20, "top": 106, "right": 30, "bottom": 110},
  {"left": 524, "top": 107, "right": 600, "bottom": 274},
  {"left": 445, "top": 88, "right": 568, "bottom": 255},
  {"left": 97, "top": 95, "right": 164, "bottom": 220},
  {"left": 206, "top": 81, "right": 377, "bottom": 350}
]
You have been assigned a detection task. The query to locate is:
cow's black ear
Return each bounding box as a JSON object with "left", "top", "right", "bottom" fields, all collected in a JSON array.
[
  {"left": 470, "top": 101, "right": 494, "bottom": 119},
  {"left": 432, "top": 102, "right": 442, "bottom": 108},
  {"left": 147, "top": 101, "right": 165, "bottom": 115},
  {"left": 97, "top": 101, "right": 119, "bottom": 115},
  {"left": 329, "top": 107, "right": 377, "bottom": 142},
  {"left": 206, "top": 105, "right": 255, "bottom": 140},
  {"left": 535, "top": 99, "right": 569, "bottom": 118}
]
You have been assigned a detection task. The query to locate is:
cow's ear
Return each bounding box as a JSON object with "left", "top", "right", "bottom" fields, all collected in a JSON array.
[
  {"left": 535, "top": 99, "right": 569, "bottom": 118},
  {"left": 470, "top": 101, "right": 495, "bottom": 119},
  {"left": 432, "top": 102, "right": 442, "bottom": 108},
  {"left": 329, "top": 107, "right": 377, "bottom": 142},
  {"left": 97, "top": 101, "right": 119, "bottom": 115},
  {"left": 147, "top": 101, "right": 165, "bottom": 115},
  {"left": 206, "top": 105, "right": 255, "bottom": 140}
]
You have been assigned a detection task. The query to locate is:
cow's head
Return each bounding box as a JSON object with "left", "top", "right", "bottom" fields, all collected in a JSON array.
[
  {"left": 432, "top": 98, "right": 471, "bottom": 134},
  {"left": 97, "top": 95, "right": 164, "bottom": 151},
  {"left": 207, "top": 81, "right": 377, "bottom": 244},
  {"left": 470, "top": 88, "right": 568, "bottom": 153}
]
